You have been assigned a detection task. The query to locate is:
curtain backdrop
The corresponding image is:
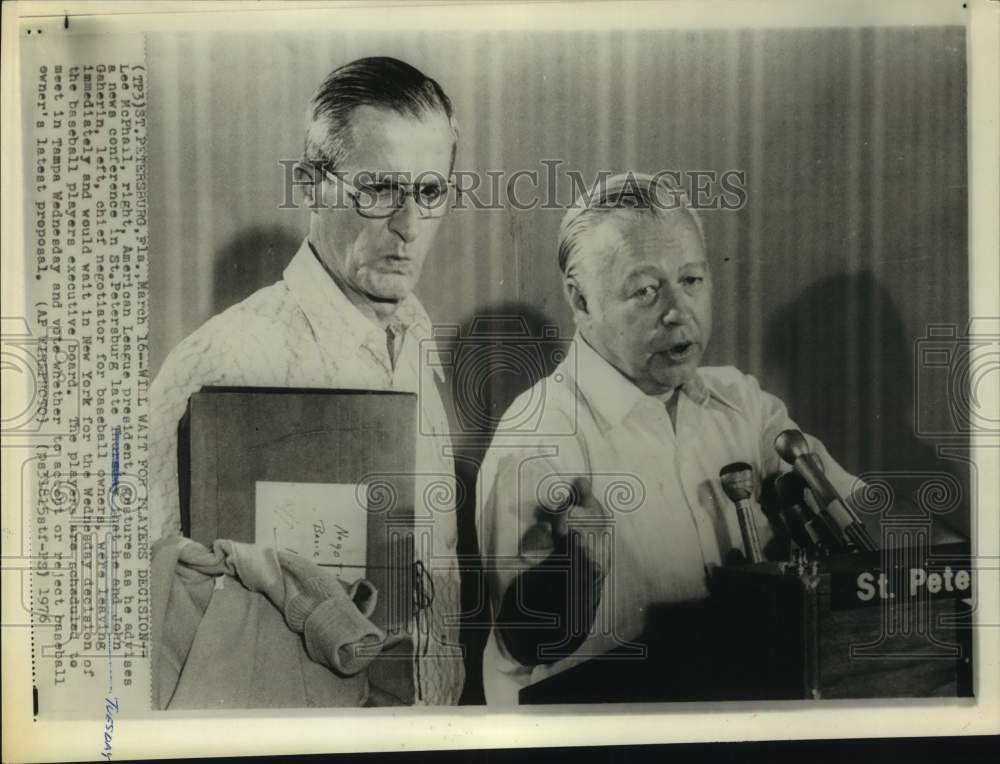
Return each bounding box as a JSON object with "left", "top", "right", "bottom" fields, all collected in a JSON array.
[
  {"left": 147, "top": 26, "right": 969, "bottom": 702},
  {"left": 148, "top": 26, "right": 967, "bottom": 474}
]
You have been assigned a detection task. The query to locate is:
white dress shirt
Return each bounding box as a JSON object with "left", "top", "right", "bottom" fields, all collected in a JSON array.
[
  {"left": 149, "top": 239, "right": 464, "bottom": 705},
  {"left": 476, "top": 334, "right": 860, "bottom": 703}
]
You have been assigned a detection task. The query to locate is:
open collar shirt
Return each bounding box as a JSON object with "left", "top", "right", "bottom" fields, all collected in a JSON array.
[
  {"left": 149, "top": 239, "right": 463, "bottom": 705},
  {"left": 476, "top": 334, "right": 861, "bottom": 703}
]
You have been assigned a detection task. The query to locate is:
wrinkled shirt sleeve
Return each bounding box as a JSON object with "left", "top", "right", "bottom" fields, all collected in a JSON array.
[{"left": 477, "top": 420, "right": 588, "bottom": 664}]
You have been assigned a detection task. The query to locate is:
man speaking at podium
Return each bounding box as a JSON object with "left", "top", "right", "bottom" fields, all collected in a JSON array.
[
  {"left": 149, "top": 58, "right": 464, "bottom": 705},
  {"left": 476, "top": 172, "right": 868, "bottom": 704}
]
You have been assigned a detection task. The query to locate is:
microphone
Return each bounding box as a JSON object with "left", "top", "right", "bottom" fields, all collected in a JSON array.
[
  {"left": 757, "top": 474, "right": 794, "bottom": 559},
  {"left": 719, "top": 462, "right": 765, "bottom": 564},
  {"left": 773, "top": 430, "right": 877, "bottom": 553},
  {"left": 774, "top": 471, "right": 838, "bottom": 556}
]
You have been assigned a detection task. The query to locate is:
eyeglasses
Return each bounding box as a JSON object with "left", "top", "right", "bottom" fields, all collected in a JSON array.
[{"left": 322, "top": 168, "right": 453, "bottom": 219}]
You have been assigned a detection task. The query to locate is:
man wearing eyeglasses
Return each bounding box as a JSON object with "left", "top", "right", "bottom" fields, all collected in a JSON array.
[{"left": 149, "top": 57, "right": 463, "bottom": 706}]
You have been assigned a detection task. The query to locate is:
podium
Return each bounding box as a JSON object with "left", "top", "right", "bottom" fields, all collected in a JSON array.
[
  {"left": 710, "top": 543, "right": 972, "bottom": 700},
  {"left": 519, "top": 544, "right": 973, "bottom": 704}
]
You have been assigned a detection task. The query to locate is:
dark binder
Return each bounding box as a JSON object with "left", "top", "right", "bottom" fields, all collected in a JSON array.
[{"left": 177, "top": 386, "right": 417, "bottom": 645}]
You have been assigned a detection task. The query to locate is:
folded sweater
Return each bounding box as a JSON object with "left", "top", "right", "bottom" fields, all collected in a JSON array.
[{"left": 151, "top": 536, "right": 386, "bottom": 709}]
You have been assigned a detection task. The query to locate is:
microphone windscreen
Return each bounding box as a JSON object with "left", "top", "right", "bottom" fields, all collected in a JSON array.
[
  {"left": 719, "top": 462, "right": 754, "bottom": 502},
  {"left": 774, "top": 429, "right": 810, "bottom": 463}
]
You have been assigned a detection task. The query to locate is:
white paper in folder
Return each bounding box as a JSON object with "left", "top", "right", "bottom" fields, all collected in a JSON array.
[{"left": 255, "top": 481, "right": 368, "bottom": 582}]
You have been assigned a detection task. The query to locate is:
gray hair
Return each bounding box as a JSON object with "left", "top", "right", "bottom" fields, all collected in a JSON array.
[
  {"left": 557, "top": 172, "right": 706, "bottom": 277},
  {"left": 303, "top": 56, "right": 459, "bottom": 171}
]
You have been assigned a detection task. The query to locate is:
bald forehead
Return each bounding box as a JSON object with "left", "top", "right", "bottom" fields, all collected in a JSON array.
[{"left": 575, "top": 210, "right": 706, "bottom": 280}]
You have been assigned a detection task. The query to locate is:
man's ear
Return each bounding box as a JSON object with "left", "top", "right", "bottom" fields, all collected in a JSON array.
[
  {"left": 564, "top": 276, "right": 589, "bottom": 319},
  {"left": 293, "top": 161, "right": 322, "bottom": 211}
]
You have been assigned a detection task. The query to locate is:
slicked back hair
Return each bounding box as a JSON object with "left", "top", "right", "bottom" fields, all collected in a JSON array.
[
  {"left": 303, "top": 56, "right": 458, "bottom": 171},
  {"left": 557, "top": 172, "right": 706, "bottom": 279}
]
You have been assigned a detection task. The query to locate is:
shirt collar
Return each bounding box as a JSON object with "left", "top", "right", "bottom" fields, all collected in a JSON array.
[
  {"left": 567, "top": 332, "right": 741, "bottom": 427},
  {"left": 282, "top": 238, "right": 433, "bottom": 347}
]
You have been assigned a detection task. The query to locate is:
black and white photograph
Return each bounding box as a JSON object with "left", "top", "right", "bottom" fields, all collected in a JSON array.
[
  {"left": 2, "top": 0, "right": 998, "bottom": 760},
  {"left": 145, "top": 7, "right": 976, "bottom": 709}
]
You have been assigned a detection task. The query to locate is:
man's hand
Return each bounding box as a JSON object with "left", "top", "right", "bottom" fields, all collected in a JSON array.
[
  {"left": 498, "top": 475, "right": 610, "bottom": 667},
  {"left": 547, "top": 476, "right": 609, "bottom": 531},
  {"left": 542, "top": 476, "right": 613, "bottom": 575}
]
